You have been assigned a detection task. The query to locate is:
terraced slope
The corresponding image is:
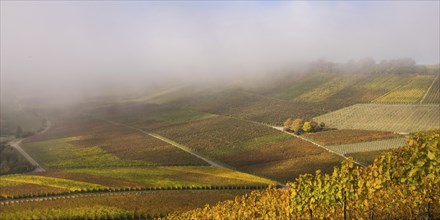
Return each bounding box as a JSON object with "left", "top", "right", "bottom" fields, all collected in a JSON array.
[{"left": 314, "top": 103, "right": 439, "bottom": 133}]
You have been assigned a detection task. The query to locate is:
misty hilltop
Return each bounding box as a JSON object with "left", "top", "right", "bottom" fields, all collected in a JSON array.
[{"left": 1, "top": 1, "right": 439, "bottom": 102}]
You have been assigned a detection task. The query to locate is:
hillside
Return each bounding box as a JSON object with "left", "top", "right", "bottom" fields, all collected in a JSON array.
[
  {"left": 167, "top": 130, "right": 440, "bottom": 219},
  {"left": 1, "top": 70, "right": 439, "bottom": 219}
]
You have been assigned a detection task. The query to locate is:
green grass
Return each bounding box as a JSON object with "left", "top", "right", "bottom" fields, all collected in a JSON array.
[
  {"left": 21, "top": 137, "right": 153, "bottom": 169},
  {"left": 314, "top": 103, "right": 439, "bottom": 133}
]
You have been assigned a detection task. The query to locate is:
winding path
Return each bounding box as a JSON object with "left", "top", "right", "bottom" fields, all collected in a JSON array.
[
  {"left": 99, "top": 118, "right": 286, "bottom": 187},
  {"left": 271, "top": 126, "right": 366, "bottom": 167},
  {"left": 7, "top": 122, "right": 51, "bottom": 173},
  {"left": 193, "top": 112, "right": 367, "bottom": 167},
  {"left": 100, "top": 119, "right": 226, "bottom": 168}
]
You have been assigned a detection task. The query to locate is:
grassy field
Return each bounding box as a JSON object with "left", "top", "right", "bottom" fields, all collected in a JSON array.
[
  {"left": 303, "top": 129, "right": 400, "bottom": 146},
  {"left": 324, "top": 137, "right": 406, "bottom": 154},
  {"left": 314, "top": 103, "right": 439, "bottom": 133},
  {"left": 421, "top": 75, "right": 440, "bottom": 104},
  {"left": 0, "top": 190, "right": 252, "bottom": 219},
  {"left": 373, "top": 75, "right": 435, "bottom": 103}
]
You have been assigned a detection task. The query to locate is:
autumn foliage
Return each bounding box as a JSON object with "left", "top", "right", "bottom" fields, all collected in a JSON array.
[{"left": 167, "top": 130, "right": 440, "bottom": 219}]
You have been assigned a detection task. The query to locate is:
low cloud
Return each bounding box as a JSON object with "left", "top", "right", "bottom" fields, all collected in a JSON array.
[{"left": 1, "top": 1, "right": 439, "bottom": 101}]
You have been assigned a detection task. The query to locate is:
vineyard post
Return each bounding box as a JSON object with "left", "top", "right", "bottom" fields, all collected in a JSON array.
[
  {"left": 342, "top": 190, "right": 347, "bottom": 220},
  {"left": 370, "top": 205, "right": 374, "bottom": 220},
  {"left": 426, "top": 202, "right": 431, "bottom": 220}
]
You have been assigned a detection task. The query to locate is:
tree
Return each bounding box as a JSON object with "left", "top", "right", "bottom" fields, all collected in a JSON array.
[
  {"left": 303, "top": 122, "right": 312, "bottom": 133},
  {"left": 15, "top": 126, "right": 23, "bottom": 138},
  {"left": 319, "top": 122, "right": 326, "bottom": 130},
  {"left": 283, "top": 118, "right": 292, "bottom": 131},
  {"left": 310, "top": 121, "right": 320, "bottom": 132},
  {"left": 290, "top": 118, "right": 303, "bottom": 134}
]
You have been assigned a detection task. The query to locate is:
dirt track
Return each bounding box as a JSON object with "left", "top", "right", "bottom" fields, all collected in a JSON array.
[{"left": 7, "top": 122, "right": 51, "bottom": 173}]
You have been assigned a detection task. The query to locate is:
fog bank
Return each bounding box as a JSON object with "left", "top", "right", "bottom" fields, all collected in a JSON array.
[{"left": 1, "top": 1, "right": 439, "bottom": 101}]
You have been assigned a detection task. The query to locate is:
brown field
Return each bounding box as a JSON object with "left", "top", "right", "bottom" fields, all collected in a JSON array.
[
  {"left": 70, "top": 122, "right": 207, "bottom": 166},
  {"left": 224, "top": 138, "right": 343, "bottom": 182},
  {"left": 153, "top": 115, "right": 289, "bottom": 160},
  {"left": 303, "top": 129, "right": 401, "bottom": 146}
]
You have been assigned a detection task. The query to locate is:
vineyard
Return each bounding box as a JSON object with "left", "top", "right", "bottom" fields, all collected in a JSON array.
[
  {"left": 303, "top": 129, "right": 400, "bottom": 146},
  {"left": 346, "top": 150, "right": 387, "bottom": 166},
  {"left": 373, "top": 75, "right": 435, "bottom": 103},
  {"left": 2, "top": 69, "right": 439, "bottom": 219},
  {"left": 314, "top": 103, "right": 440, "bottom": 133},
  {"left": 294, "top": 74, "right": 363, "bottom": 102},
  {"left": 167, "top": 130, "right": 440, "bottom": 219},
  {"left": 325, "top": 137, "right": 406, "bottom": 154},
  {"left": 153, "top": 116, "right": 289, "bottom": 159},
  {"left": 0, "top": 167, "right": 274, "bottom": 200},
  {"left": 421, "top": 75, "right": 440, "bottom": 104},
  {"left": 21, "top": 137, "right": 154, "bottom": 169},
  {"left": 270, "top": 73, "right": 419, "bottom": 103},
  {"left": 0, "top": 190, "right": 253, "bottom": 219},
  {"left": 152, "top": 116, "right": 343, "bottom": 181}
]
